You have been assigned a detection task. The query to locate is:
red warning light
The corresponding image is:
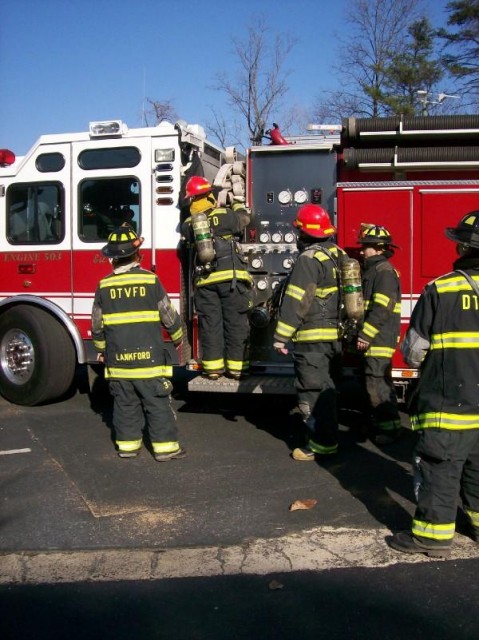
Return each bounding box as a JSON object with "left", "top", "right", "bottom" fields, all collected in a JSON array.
[{"left": 0, "top": 149, "right": 15, "bottom": 166}]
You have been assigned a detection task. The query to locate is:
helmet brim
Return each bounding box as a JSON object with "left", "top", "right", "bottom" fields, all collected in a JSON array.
[
  {"left": 358, "top": 239, "right": 399, "bottom": 249},
  {"left": 294, "top": 221, "right": 337, "bottom": 238},
  {"left": 101, "top": 245, "right": 139, "bottom": 258},
  {"left": 445, "top": 227, "right": 479, "bottom": 248},
  {"left": 102, "top": 237, "right": 143, "bottom": 258}
]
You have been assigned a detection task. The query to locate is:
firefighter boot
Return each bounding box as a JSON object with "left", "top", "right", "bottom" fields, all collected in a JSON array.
[
  {"left": 388, "top": 531, "right": 452, "bottom": 558},
  {"left": 117, "top": 439, "right": 142, "bottom": 458},
  {"left": 292, "top": 447, "right": 316, "bottom": 461},
  {"left": 154, "top": 447, "right": 187, "bottom": 462},
  {"left": 118, "top": 450, "right": 140, "bottom": 459},
  {"left": 469, "top": 525, "right": 479, "bottom": 543},
  {"left": 292, "top": 408, "right": 316, "bottom": 461}
]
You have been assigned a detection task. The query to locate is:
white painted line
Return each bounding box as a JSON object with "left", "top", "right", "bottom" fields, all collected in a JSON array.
[{"left": 0, "top": 448, "right": 32, "bottom": 456}]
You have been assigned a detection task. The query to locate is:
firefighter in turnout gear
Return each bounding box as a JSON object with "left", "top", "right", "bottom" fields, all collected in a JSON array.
[
  {"left": 91, "top": 225, "right": 186, "bottom": 461},
  {"left": 273, "top": 204, "right": 347, "bottom": 460},
  {"left": 389, "top": 211, "right": 479, "bottom": 557},
  {"left": 356, "top": 224, "right": 402, "bottom": 445},
  {"left": 181, "top": 176, "right": 253, "bottom": 380}
]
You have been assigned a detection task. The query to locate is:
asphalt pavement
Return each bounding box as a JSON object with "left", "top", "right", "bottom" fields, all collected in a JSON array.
[
  {"left": 1, "top": 368, "right": 479, "bottom": 639},
  {"left": 1, "top": 369, "right": 419, "bottom": 551}
]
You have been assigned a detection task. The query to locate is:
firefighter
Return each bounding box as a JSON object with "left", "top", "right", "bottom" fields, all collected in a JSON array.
[
  {"left": 91, "top": 224, "right": 186, "bottom": 461},
  {"left": 273, "top": 204, "right": 347, "bottom": 460},
  {"left": 389, "top": 211, "right": 479, "bottom": 557},
  {"left": 356, "top": 224, "right": 402, "bottom": 445},
  {"left": 181, "top": 176, "right": 253, "bottom": 380}
]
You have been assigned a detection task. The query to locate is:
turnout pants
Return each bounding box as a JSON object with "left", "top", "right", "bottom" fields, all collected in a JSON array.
[
  {"left": 412, "top": 428, "right": 479, "bottom": 545},
  {"left": 361, "top": 356, "right": 401, "bottom": 434},
  {"left": 109, "top": 378, "right": 179, "bottom": 453},
  {"left": 195, "top": 280, "right": 251, "bottom": 375},
  {"left": 293, "top": 341, "right": 342, "bottom": 453}
]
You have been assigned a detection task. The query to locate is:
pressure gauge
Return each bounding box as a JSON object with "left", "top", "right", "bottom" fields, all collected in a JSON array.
[
  {"left": 251, "top": 257, "right": 263, "bottom": 269},
  {"left": 259, "top": 232, "right": 270, "bottom": 243},
  {"left": 284, "top": 232, "right": 295, "bottom": 243},
  {"left": 271, "top": 280, "right": 280, "bottom": 290},
  {"left": 283, "top": 257, "right": 294, "bottom": 270},
  {"left": 257, "top": 279, "right": 268, "bottom": 291},
  {"left": 294, "top": 189, "right": 308, "bottom": 204},
  {"left": 271, "top": 232, "right": 282, "bottom": 243},
  {"left": 278, "top": 189, "right": 292, "bottom": 205}
]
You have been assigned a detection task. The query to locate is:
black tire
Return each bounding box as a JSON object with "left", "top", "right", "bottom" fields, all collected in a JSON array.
[{"left": 0, "top": 305, "right": 76, "bottom": 406}]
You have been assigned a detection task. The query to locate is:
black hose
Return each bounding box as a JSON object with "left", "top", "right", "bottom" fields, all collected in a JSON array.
[
  {"left": 342, "top": 115, "right": 479, "bottom": 143},
  {"left": 342, "top": 146, "right": 479, "bottom": 169}
]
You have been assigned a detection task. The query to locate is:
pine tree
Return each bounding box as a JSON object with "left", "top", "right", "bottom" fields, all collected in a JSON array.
[
  {"left": 439, "top": 0, "right": 479, "bottom": 102},
  {"left": 381, "top": 18, "right": 444, "bottom": 115}
]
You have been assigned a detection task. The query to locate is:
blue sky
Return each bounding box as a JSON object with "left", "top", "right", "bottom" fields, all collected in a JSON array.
[{"left": 1, "top": 0, "right": 450, "bottom": 155}]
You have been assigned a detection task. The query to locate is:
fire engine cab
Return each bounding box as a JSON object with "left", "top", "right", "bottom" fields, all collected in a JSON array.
[
  {"left": 0, "top": 119, "right": 224, "bottom": 405},
  {"left": 1, "top": 114, "right": 479, "bottom": 405}
]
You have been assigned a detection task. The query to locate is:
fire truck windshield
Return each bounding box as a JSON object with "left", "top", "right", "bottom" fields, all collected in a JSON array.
[{"left": 79, "top": 177, "right": 140, "bottom": 241}]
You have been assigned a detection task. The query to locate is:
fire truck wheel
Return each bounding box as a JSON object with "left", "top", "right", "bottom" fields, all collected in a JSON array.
[{"left": 0, "top": 305, "right": 76, "bottom": 406}]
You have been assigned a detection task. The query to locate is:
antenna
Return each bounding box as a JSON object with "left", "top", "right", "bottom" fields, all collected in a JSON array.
[
  {"left": 437, "top": 93, "right": 459, "bottom": 103},
  {"left": 142, "top": 68, "right": 147, "bottom": 127},
  {"left": 416, "top": 90, "right": 461, "bottom": 115}
]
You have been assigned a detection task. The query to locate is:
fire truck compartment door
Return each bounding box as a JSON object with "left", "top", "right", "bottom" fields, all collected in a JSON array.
[{"left": 70, "top": 137, "right": 154, "bottom": 325}]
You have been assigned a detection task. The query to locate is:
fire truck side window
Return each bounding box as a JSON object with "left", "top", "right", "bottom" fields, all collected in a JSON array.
[
  {"left": 6, "top": 183, "right": 64, "bottom": 245},
  {"left": 79, "top": 177, "right": 140, "bottom": 242}
]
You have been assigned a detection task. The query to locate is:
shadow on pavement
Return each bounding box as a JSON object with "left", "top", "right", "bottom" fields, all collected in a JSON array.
[{"left": 1, "top": 559, "right": 478, "bottom": 640}]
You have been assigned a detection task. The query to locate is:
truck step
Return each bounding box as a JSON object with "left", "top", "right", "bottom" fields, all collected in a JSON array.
[{"left": 187, "top": 374, "right": 296, "bottom": 394}]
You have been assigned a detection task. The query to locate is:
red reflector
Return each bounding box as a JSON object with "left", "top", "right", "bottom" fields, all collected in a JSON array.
[
  {"left": 18, "top": 264, "right": 36, "bottom": 274},
  {"left": 0, "top": 149, "right": 15, "bottom": 166}
]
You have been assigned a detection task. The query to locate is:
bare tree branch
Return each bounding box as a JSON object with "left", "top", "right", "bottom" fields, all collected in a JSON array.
[
  {"left": 142, "top": 98, "right": 179, "bottom": 127},
  {"left": 212, "top": 15, "right": 297, "bottom": 145}
]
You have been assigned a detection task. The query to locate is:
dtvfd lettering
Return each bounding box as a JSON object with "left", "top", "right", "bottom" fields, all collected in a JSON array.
[
  {"left": 462, "top": 294, "right": 479, "bottom": 310},
  {"left": 110, "top": 286, "right": 146, "bottom": 299}
]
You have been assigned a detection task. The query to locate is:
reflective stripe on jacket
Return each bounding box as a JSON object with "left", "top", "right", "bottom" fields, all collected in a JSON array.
[
  {"left": 183, "top": 204, "right": 253, "bottom": 288},
  {"left": 274, "top": 242, "right": 346, "bottom": 343},
  {"left": 358, "top": 255, "right": 401, "bottom": 357},
  {"left": 91, "top": 265, "right": 182, "bottom": 379},
  {"left": 403, "top": 262, "right": 479, "bottom": 430}
]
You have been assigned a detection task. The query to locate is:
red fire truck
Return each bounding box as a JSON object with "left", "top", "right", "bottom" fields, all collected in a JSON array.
[
  {"left": 1, "top": 115, "right": 478, "bottom": 405},
  {"left": 0, "top": 119, "right": 224, "bottom": 405}
]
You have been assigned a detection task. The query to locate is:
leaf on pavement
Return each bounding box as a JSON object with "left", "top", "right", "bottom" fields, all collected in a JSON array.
[
  {"left": 268, "top": 579, "right": 284, "bottom": 590},
  {"left": 289, "top": 499, "right": 317, "bottom": 511}
]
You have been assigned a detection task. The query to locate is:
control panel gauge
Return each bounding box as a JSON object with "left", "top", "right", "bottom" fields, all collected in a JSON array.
[
  {"left": 251, "top": 257, "right": 263, "bottom": 269},
  {"left": 278, "top": 189, "right": 292, "bottom": 205},
  {"left": 284, "top": 232, "right": 295, "bottom": 243},
  {"left": 259, "top": 232, "right": 270, "bottom": 243},
  {"left": 271, "top": 232, "right": 282, "bottom": 243},
  {"left": 257, "top": 279, "right": 268, "bottom": 290},
  {"left": 294, "top": 189, "right": 308, "bottom": 204}
]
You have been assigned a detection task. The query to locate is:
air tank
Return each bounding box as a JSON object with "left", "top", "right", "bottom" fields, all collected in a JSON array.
[
  {"left": 341, "top": 257, "right": 364, "bottom": 322},
  {"left": 191, "top": 211, "right": 216, "bottom": 265}
]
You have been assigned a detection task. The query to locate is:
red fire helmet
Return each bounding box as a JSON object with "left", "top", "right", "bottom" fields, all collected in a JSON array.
[
  {"left": 184, "top": 176, "right": 212, "bottom": 198},
  {"left": 293, "top": 204, "right": 336, "bottom": 238}
]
